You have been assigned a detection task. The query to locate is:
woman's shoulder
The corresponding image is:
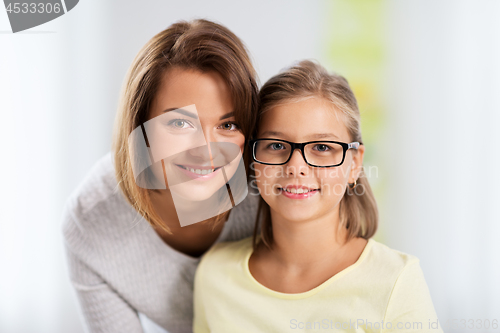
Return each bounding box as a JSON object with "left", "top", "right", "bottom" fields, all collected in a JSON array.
[
  {"left": 229, "top": 189, "right": 260, "bottom": 220},
  {"left": 61, "top": 152, "right": 134, "bottom": 237},
  {"left": 220, "top": 190, "right": 260, "bottom": 242}
]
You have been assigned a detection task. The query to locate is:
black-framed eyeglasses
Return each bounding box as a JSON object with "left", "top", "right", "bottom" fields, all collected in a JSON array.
[{"left": 248, "top": 138, "right": 361, "bottom": 168}]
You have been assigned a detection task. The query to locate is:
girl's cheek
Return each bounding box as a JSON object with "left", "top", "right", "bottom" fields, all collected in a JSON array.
[
  {"left": 254, "top": 165, "right": 279, "bottom": 193},
  {"left": 254, "top": 165, "right": 267, "bottom": 184}
]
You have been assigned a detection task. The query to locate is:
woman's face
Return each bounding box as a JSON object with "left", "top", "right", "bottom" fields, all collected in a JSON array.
[
  {"left": 254, "top": 97, "right": 365, "bottom": 224},
  {"left": 144, "top": 67, "right": 244, "bottom": 202}
]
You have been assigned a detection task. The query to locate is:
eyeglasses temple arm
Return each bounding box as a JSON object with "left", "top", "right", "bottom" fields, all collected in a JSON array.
[{"left": 348, "top": 142, "right": 360, "bottom": 149}]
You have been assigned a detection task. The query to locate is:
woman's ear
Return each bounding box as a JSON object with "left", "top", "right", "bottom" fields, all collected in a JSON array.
[{"left": 349, "top": 144, "right": 365, "bottom": 182}]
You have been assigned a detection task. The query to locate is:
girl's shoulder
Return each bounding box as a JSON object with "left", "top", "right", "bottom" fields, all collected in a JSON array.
[
  {"left": 365, "top": 238, "right": 421, "bottom": 275},
  {"left": 195, "top": 237, "right": 253, "bottom": 290},
  {"left": 200, "top": 237, "right": 253, "bottom": 267}
]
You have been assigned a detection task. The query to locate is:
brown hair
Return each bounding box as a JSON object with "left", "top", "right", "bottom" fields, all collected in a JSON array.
[
  {"left": 112, "top": 19, "right": 259, "bottom": 234},
  {"left": 251, "top": 60, "right": 378, "bottom": 248}
]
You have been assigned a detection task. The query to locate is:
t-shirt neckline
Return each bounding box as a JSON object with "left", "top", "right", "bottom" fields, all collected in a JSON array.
[{"left": 243, "top": 237, "right": 374, "bottom": 299}]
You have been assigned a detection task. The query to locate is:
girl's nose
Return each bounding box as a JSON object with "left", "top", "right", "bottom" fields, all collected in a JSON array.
[{"left": 286, "top": 149, "right": 309, "bottom": 176}]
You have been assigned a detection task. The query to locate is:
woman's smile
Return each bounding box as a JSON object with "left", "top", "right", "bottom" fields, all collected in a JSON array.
[{"left": 175, "top": 163, "right": 225, "bottom": 180}]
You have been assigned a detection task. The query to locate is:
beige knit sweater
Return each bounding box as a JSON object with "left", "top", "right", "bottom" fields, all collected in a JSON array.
[{"left": 61, "top": 152, "right": 259, "bottom": 333}]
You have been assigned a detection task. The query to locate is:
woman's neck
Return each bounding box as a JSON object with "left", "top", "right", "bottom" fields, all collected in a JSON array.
[{"left": 149, "top": 189, "right": 226, "bottom": 257}]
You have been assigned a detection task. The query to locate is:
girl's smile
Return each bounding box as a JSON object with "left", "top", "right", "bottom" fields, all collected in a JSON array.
[{"left": 278, "top": 184, "right": 320, "bottom": 199}]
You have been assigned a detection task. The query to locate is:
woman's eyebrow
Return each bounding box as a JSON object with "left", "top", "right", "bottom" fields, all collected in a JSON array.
[
  {"left": 219, "top": 111, "right": 234, "bottom": 120},
  {"left": 162, "top": 108, "right": 234, "bottom": 121},
  {"left": 162, "top": 107, "right": 198, "bottom": 119}
]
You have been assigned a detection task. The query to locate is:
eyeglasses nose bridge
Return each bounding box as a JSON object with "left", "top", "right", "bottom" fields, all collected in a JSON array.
[{"left": 288, "top": 143, "right": 308, "bottom": 164}]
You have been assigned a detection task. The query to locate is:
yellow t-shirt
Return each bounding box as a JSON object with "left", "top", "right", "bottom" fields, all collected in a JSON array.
[{"left": 193, "top": 237, "right": 443, "bottom": 333}]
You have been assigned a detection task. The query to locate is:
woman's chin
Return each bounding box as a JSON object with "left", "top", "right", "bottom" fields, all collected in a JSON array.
[{"left": 169, "top": 183, "right": 226, "bottom": 202}]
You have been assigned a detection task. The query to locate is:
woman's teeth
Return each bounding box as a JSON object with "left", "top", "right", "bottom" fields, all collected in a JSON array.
[{"left": 178, "top": 165, "right": 219, "bottom": 175}]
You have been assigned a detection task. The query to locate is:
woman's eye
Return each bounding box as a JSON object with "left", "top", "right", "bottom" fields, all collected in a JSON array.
[
  {"left": 219, "top": 122, "right": 239, "bottom": 131},
  {"left": 167, "top": 119, "right": 193, "bottom": 129}
]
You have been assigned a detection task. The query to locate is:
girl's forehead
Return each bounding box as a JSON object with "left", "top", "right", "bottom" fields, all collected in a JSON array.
[{"left": 258, "top": 98, "right": 350, "bottom": 141}]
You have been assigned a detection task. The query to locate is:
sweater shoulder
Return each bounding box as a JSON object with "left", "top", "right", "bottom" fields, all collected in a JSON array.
[
  {"left": 219, "top": 189, "right": 260, "bottom": 242},
  {"left": 65, "top": 152, "right": 120, "bottom": 215},
  {"left": 61, "top": 152, "right": 137, "bottom": 240}
]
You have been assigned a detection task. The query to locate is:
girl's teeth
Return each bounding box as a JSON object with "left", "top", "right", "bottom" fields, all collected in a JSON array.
[{"left": 284, "top": 188, "right": 311, "bottom": 194}]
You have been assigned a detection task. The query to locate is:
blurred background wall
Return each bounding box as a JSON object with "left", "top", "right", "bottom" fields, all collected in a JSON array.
[{"left": 1, "top": 0, "right": 499, "bottom": 332}]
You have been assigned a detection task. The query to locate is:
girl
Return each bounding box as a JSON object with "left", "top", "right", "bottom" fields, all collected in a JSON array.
[
  {"left": 193, "top": 60, "right": 443, "bottom": 332},
  {"left": 61, "top": 19, "right": 259, "bottom": 333}
]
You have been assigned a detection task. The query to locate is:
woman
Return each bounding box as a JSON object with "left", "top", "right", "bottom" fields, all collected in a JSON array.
[{"left": 61, "top": 19, "right": 259, "bottom": 333}]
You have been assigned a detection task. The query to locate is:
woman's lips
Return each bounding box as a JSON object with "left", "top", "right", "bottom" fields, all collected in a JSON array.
[{"left": 175, "top": 164, "right": 223, "bottom": 181}]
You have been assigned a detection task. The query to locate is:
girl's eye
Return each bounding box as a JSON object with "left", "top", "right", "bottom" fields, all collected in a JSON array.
[
  {"left": 268, "top": 142, "right": 285, "bottom": 150},
  {"left": 313, "top": 144, "right": 331, "bottom": 152},
  {"left": 219, "top": 122, "right": 239, "bottom": 131},
  {"left": 167, "top": 119, "right": 193, "bottom": 129}
]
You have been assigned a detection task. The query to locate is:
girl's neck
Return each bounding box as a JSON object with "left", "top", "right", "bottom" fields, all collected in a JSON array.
[
  {"left": 249, "top": 206, "right": 368, "bottom": 293},
  {"left": 266, "top": 206, "right": 351, "bottom": 268}
]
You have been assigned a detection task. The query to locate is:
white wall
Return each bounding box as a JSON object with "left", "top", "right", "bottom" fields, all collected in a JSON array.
[{"left": 383, "top": 0, "right": 500, "bottom": 330}]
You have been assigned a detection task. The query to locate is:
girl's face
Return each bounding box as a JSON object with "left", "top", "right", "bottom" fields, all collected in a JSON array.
[
  {"left": 254, "top": 97, "right": 365, "bottom": 224},
  {"left": 144, "top": 67, "right": 244, "bottom": 202}
]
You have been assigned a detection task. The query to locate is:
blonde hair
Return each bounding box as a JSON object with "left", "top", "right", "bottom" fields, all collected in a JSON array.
[
  {"left": 112, "top": 19, "right": 258, "bottom": 234},
  {"left": 251, "top": 60, "right": 378, "bottom": 248}
]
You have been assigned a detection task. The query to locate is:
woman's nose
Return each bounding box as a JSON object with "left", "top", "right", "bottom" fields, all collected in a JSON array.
[
  {"left": 188, "top": 130, "right": 221, "bottom": 160},
  {"left": 285, "top": 149, "right": 309, "bottom": 176}
]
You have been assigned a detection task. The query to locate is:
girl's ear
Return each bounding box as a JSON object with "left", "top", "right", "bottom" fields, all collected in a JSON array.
[{"left": 349, "top": 144, "right": 365, "bottom": 183}]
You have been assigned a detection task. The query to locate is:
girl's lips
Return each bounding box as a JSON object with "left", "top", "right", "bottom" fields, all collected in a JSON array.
[
  {"left": 279, "top": 187, "right": 319, "bottom": 199},
  {"left": 175, "top": 164, "right": 223, "bottom": 181}
]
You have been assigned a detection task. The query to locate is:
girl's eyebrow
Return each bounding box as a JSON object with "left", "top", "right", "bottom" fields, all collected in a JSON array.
[
  {"left": 305, "top": 133, "right": 340, "bottom": 140},
  {"left": 259, "top": 130, "right": 283, "bottom": 137},
  {"left": 260, "top": 130, "right": 339, "bottom": 140}
]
